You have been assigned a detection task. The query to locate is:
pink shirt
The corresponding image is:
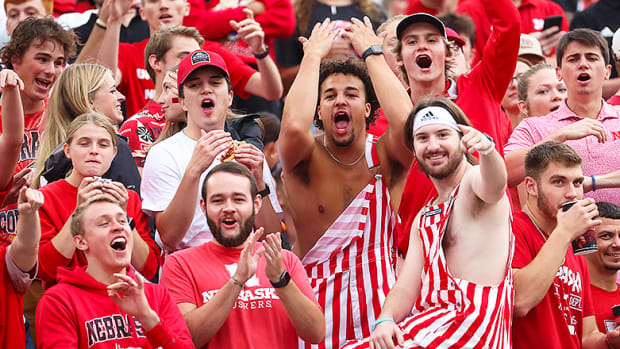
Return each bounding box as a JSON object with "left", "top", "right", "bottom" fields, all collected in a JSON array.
[{"left": 505, "top": 100, "right": 620, "bottom": 205}]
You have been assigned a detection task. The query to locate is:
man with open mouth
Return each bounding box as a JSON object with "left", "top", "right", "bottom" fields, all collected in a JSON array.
[
  {"left": 279, "top": 17, "right": 413, "bottom": 349},
  {"left": 506, "top": 28, "right": 620, "bottom": 207},
  {"left": 394, "top": 0, "right": 520, "bottom": 256},
  {"left": 141, "top": 49, "right": 282, "bottom": 254},
  {"left": 161, "top": 162, "right": 324, "bottom": 348},
  {"left": 35, "top": 194, "right": 194, "bottom": 348}
]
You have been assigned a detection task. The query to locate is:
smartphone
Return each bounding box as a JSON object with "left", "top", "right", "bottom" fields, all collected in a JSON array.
[{"left": 543, "top": 15, "right": 563, "bottom": 31}]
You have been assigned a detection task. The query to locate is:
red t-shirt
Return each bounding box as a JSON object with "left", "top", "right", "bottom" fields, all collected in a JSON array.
[
  {"left": 406, "top": 0, "right": 438, "bottom": 15},
  {"left": 367, "top": 109, "right": 388, "bottom": 137},
  {"left": 184, "top": 0, "right": 295, "bottom": 65},
  {"left": 518, "top": 0, "right": 569, "bottom": 34},
  {"left": 591, "top": 284, "right": 620, "bottom": 334},
  {"left": 398, "top": 0, "right": 519, "bottom": 255},
  {"left": 161, "top": 240, "right": 318, "bottom": 349},
  {"left": 512, "top": 210, "right": 595, "bottom": 349},
  {"left": 0, "top": 103, "right": 47, "bottom": 236},
  {"left": 37, "top": 179, "right": 160, "bottom": 285},
  {"left": 459, "top": 0, "right": 567, "bottom": 64},
  {"left": 119, "top": 101, "right": 166, "bottom": 168}
]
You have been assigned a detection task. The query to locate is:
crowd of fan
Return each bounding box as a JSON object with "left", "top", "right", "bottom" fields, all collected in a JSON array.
[{"left": 1, "top": 0, "right": 620, "bottom": 348}]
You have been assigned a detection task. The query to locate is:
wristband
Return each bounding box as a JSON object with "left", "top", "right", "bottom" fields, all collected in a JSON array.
[
  {"left": 253, "top": 45, "right": 270, "bottom": 59},
  {"left": 479, "top": 133, "right": 495, "bottom": 156},
  {"left": 591, "top": 174, "right": 597, "bottom": 191},
  {"left": 231, "top": 276, "right": 245, "bottom": 289},
  {"left": 258, "top": 186, "right": 270, "bottom": 198},
  {"left": 372, "top": 317, "right": 394, "bottom": 331},
  {"left": 95, "top": 18, "right": 107, "bottom": 30}
]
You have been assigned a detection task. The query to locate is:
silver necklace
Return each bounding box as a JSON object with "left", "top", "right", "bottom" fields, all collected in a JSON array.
[{"left": 323, "top": 134, "right": 365, "bottom": 167}]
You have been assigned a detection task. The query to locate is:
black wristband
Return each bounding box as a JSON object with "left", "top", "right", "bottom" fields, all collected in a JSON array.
[
  {"left": 254, "top": 45, "right": 270, "bottom": 59},
  {"left": 258, "top": 186, "right": 270, "bottom": 198},
  {"left": 270, "top": 270, "right": 291, "bottom": 288}
]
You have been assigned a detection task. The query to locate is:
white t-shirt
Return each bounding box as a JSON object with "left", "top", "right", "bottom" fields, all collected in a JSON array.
[{"left": 141, "top": 130, "right": 281, "bottom": 253}]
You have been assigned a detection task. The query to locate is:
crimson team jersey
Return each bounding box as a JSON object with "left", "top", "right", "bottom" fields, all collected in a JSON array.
[
  {"left": 161, "top": 241, "right": 318, "bottom": 349},
  {"left": 36, "top": 267, "right": 194, "bottom": 349},
  {"left": 517, "top": 0, "right": 569, "bottom": 34},
  {"left": 184, "top": 0, "right": 295, "bottom": 65},
  {"left": 512, "top": 210, "right": 594, "bottom": 349},
  {"left": 0, "top": 103, "right": 47, "bottom": 237},
  {"left": 591, "top": 285, "right": 620, "bottom": 334},
  {"left": 37, "top": 179, "right": 160, "bottom": 285},
  {"left": 119, "top": 101, "right": 166, "bottom": 168}
]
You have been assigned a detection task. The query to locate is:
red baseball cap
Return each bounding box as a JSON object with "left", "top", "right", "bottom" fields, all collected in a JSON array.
[
  {"left": 177, "top": 49, "right": 230, "bottom": 89},
  {"left": 445, "top": 27, "right": 465, "bottom": 48}
]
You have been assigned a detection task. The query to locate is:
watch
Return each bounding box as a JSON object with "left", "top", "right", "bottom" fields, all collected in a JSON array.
[
  {"left": 258, "top": 186, "right": 270, "bottom": 198},
  {"left": 362, "top": 45, "right": 383, "bottom": 61},
  {"left": 270, "top": 270, "right": 291, "bottom": 288}
]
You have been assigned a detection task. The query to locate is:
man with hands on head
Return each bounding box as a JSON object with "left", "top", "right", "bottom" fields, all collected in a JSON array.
[
  {"left": 160, "top": 162, "right": 324, "bottom": 348},
  {"left": 35, "top": 194, "right": 194, "bottom": 349},
  {"left": 511, "top": 141, "right": 620, "bottom": 349},
  {"left": 343, "top": 97, "right": 513, "bottom": 349},
  {"left": 141, "top": 50, "right": 281, "bottom": 253},
  {"left": 279, "top": 16, "right": 413, "bottom": 349}
]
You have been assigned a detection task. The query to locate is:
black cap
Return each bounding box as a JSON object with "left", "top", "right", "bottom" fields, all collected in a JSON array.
[{"left": 396, "top": 13, "right": 447, "bottom": 41}]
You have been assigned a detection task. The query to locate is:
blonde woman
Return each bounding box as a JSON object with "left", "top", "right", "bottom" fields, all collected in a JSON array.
[
  {"left": 33, "top": 63, "right": 141, "bottom": 193},
  {"left": 37, "top": 113, "right": 160, "bottom": 285}
]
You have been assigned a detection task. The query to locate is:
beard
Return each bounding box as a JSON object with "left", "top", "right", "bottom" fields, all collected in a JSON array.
[
  {"left": 330, "top": 129, "right": 356, "bottom": 147},
  {"left": 536, "top": 184, "right": 560, "bottom": 219},
  {"left": 207, "top": 210, "right": 255, "bottom": 248},
  {"left": 417, "top": 147, "right": 464, "bottom": 180}
]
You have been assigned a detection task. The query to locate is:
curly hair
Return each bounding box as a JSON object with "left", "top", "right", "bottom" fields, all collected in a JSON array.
[
  {"left": 0, "top": 17, "right": 77, "bottom": 69},
  {"left": 315, "top": 59, "right": 379, "bottom": 130}
]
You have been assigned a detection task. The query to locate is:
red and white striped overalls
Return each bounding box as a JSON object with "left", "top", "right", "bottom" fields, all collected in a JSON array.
[
  {"left": 342, "top": 185, "right": 514, "bottom": 349},
  {"left": 300, "top": 135, "right": 398, "bottom": 349}
]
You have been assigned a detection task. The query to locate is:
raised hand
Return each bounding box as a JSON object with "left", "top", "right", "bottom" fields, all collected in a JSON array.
[
  {"left": 3, "top": 167, "right": 33, "bottom": 207},
  {"left": 0, "top": 69, "right": 23, "bottom": 92},
  {"left": 262, "top": 232, "right": 284, "bottom": 283},
  {"left": 458, "top": 125, "right": 495, "bottom": 155},
  {"left": 107, "top": 273, "right": 161, "bottom": 330},
  {"left": 233, "top": 228, "right": 265, "bottom": 284},
  {"left": 17, "top": 187, "right": 44, "bottom": 215},
  {"left": 530, "top": 28, "right": 565, "bottom": 57},
  {"left": 298, "top": 18, "right": 338, "bottom": 59},
  {"left": 230, "top": 9, "right": 265, "bottom": 55},
  {"left": 342, "top": 17, "right": 382, "bottom": 57}
]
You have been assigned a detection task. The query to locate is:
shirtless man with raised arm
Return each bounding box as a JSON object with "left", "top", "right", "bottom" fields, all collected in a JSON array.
[
  {"left": 343, "top": 97, "right": 513, "bottom": 349},
  {"left": 278, "top": 18, "right": 413, "bottom": 349}
]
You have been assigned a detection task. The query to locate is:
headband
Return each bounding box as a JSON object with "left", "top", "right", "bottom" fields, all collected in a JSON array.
[{"left": 413, "top": 106, "right": 460, "bottom": 133}]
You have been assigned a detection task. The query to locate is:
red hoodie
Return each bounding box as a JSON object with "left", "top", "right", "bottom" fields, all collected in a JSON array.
[{"left": 36, "top": 267, "right": 195, "bottom": 349}]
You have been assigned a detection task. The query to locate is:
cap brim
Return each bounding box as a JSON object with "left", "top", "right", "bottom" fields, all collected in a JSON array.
[{"left": 396, "top": 13, "right": 447, "bottom": 41}]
